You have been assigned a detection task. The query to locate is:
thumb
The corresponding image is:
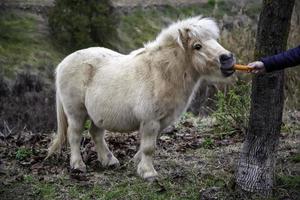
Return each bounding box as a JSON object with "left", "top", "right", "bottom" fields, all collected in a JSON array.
[{"left": 247, "top": 62, "right": 256, "bottom": 69}]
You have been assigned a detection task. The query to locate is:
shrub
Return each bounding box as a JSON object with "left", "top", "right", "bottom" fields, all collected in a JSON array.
[
  {"left": 16, "top": 147, "right": 32, "bottom": 160},
  {"left": 208, "top": 0, "right": 216, "bottom": 7},
  {"left": 0, "top": 72, "right": 56, "bottom": 134},
  {"left": 48, "top": 0, "right": 117, "bottom": 51},
  {"left": 212, "top": 81, "right": 251, "bottom": 134}
]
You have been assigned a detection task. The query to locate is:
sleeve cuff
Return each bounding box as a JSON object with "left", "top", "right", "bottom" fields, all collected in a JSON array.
[{"left": 260, "top": 58, "right": 273, "bottom": 72}]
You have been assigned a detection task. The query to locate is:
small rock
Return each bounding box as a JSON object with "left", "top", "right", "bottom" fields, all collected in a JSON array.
[
  {"left": 175, "top": 133, "right": 184, "bottom": 137},
  {"left": 160, "top": 135, "right": 171, "bottom": 141}
]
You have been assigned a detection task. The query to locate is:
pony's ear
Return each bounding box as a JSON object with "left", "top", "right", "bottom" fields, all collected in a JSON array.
[{"left": 177, "top": 28, "right": 190, "bottom": 50}]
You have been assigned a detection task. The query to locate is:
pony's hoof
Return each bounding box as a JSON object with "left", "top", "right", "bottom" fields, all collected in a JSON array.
[
  {"left": 101, "top": 155, "right": 120, "bottom": 168},
  {"left": 108, "top": 158, "right": 120, "bottom": 169},
  {"left": 70, "top": 160, "right": 86, "bottom": 173},
  {"left": 139, "top": 170, "right": 158, "bottom": 180},
  {"left": 137, "top": 163, "right": 158, "bottom": 180},
  {"left": 145, "top": 175, "right": 158, "bottom": 182}
]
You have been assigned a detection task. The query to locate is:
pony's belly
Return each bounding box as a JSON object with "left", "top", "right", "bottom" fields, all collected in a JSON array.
[
  {"left": 101, "top": 118, "right": 140, "bottom": 132},
  {"left": 89, "top": 109, "right": 140, "bottom": 132}
]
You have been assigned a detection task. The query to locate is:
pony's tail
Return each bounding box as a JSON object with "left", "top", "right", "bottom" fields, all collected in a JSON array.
[{"left": 46, "top": 91, "right": 68, "bottom": 159}]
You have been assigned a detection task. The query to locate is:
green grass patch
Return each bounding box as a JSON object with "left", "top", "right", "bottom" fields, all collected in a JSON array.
[
  {"left": 15, "top": 147, "right": 32, "bottom": 160},
  {"left": 23, "top": 175, "right": 58, "bottom": 199},
  {"left": 35, "top": 183, "right": 58, "bottom": 199},
  {"left": 277, "top": 175, "right": 300, "bottom": 189},
  {"left": 203, "top": 137, "right": 215, "bottom": 149},
  {"left": 64, "top": 176, "right": 201, "bottom": 200},
  {"left": 14, "top": 166, "right": 231, "bottom": 200},
  {"left": 84, "top": 119, "right": 92, "bottom": 130},
  {"left": 202, "top": 174, "right": 226, "bottom": 188},
  {"left": 289, "top": 154, "right": 300, "bottom": 163},
  {"left": 0, "top": 10, "right": 63, "bottom": 77}
]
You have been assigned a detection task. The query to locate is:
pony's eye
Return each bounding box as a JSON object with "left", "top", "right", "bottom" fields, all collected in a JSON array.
[{"left": 193, "top": 43, "right": 202, "bottom": 50}]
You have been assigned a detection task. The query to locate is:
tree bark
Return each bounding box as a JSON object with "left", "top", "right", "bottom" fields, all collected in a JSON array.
[{"left": 236, "top": 0, "right": 295, "bottom": 196}]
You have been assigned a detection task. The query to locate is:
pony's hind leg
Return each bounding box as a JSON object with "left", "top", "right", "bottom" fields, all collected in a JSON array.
[
  {"left": 67, "top": 113, "right": 87, "bottom": 172},
  {"left": 89, "top": 123, "right": 119, "bottom": 167},
  {"left": 136, "top": 120, "right": 160, "bottom": 180}
]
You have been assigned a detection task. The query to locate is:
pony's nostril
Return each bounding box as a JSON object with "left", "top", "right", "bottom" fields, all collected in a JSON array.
[{"left": 219, "top": 53, "right": 233, "bottom": 63}]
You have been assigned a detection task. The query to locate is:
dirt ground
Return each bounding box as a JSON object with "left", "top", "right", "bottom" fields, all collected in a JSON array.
[{"left": 0, "top": 115, "right": 299, "bottom": 200}]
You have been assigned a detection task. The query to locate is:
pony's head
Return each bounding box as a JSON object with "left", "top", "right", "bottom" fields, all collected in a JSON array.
[{"left": 147, "top": 16, "right": 235, "bottom": 77}]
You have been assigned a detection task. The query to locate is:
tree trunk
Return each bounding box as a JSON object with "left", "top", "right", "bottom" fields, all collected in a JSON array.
[{"left": 236, "top": 0, "right": 295, "bottom": 196}]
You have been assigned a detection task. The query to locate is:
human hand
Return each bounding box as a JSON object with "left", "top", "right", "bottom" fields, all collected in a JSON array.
[{"left": 248, "top": 61, "right": 266, "bottom": 74}]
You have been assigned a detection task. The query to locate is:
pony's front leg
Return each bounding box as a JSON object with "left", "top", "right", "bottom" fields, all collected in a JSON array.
[
  {"left": 137, "top": 120, "right": 160, "bottom": 180},
  {"left": 89, "top": 123, "right": 119, "bottom": 167}
]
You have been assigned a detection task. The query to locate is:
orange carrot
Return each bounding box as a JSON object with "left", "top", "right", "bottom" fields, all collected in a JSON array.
[{"left": 234, "top": 64, "right": 253, "bottom": 71}]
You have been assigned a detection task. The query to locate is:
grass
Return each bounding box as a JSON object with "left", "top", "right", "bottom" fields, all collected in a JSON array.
[
  {"left": 35, "top": 183, "right": 57, "bottom": 199},
  {"left": 202, "top": 137, "right": 215, "bottom": 149},
  {"left": 24, "top": 175, "right": 58, "bottom": 199},
  {"left": 276, "top": 175, "right": 300, "bottom": 189},
  {"left": 0, "top": 10, "right": 63, "bottom": 78},
  {"left": 289, "top": 154, "right": 300, "bottom": 163},
  {"left": 11, "top": 156, "right": 230, "bottom": 200},
  {"left": 15, "top": 147, "right": 32, "bottom": 160},
  {"left": 13, "top": 168, "right": 201, "bottom": 199}
]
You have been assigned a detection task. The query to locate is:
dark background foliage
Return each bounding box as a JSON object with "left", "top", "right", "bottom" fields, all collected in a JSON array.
[
  {"left": 0, "top": 73, "right": 56, "bottom": 134},
  {"left": 48, "top": 0, "right": 117, "bottom": 51}
]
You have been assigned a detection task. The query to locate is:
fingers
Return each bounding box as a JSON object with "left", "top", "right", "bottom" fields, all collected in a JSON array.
[
  {"left": 252, "top": 69, "right": 260, "bottom": 74},
  {"left": 247, "top": 63, "right": 256, "bottom": 73},
  {"left": 247, "top": 61, "right": 266, "bottom": 74},
  {"left": 248, "top": 62, "right": 256, "bottom": 67}
]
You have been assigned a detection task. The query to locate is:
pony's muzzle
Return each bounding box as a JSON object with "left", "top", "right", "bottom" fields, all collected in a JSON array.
[{"left": 219, "top": 53, "right": 235, "bottom": 77}]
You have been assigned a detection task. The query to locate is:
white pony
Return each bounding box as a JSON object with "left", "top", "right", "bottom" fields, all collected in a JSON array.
[{"left": 47, "top": 16, "right": 235, "bottom": 180}]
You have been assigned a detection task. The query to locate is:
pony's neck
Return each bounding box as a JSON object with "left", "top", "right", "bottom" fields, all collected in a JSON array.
[
  {"left": 180, "top": 61, "right": 201, "bottom": 102},
  {"left": 149, "top": 45, "right": 200, "bottom": 100}
]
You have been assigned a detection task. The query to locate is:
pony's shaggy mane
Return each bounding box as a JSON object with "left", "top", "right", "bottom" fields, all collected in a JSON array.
[{"left": 145, "top": 16, "right": 220, "bottom": 49}]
